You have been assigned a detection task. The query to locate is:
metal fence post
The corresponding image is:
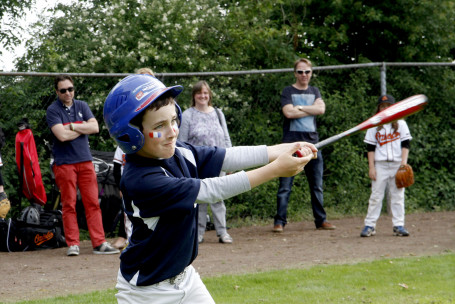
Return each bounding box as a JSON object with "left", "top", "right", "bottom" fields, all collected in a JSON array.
[
  {"left": 380, "top": 62, "right": 391, "bottom": 214},
  {"left": 381, "top": 62, "right": 387, "bottom": 95}
]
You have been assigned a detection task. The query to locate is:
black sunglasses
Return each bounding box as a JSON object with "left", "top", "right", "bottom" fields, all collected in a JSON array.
[
  {"left": 59, "top": 87, "right": 74, "bottom": 94},
  {"left": 296, "top": 70, "right": 312, "bottom": 75}
]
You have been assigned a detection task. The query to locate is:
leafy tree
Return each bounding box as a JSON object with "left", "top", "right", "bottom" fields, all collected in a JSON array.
[
  {"left": 0, "top": 0, "right": 34, "bottom": 53},
  {"left": 2, "top": 0, "right": 454, "bottom": 218},
  {"left": 292, "top": 0, "right": 455, "bottom": 63}
]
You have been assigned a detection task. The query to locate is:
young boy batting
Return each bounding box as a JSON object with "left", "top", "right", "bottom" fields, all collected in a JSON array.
[{"left": 103, "top": 74, "right": 316, "bottom": 303}]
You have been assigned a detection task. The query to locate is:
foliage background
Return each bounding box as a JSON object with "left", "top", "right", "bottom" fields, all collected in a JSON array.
[{"left": 1, "top": 0, "right": 454, "bottom": 222}]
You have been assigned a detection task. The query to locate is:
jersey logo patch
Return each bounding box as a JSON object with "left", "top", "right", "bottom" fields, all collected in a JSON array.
[{"left": 376, "top": 131, "right": 400, "bottom": 146}]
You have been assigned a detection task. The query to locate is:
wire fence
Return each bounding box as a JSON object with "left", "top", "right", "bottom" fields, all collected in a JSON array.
[
  {"left": 3, "top": 60, "right": 453, "bottom": 142},
  {"left": 1, "top": 62, "right": 454, "bottom": 216}
]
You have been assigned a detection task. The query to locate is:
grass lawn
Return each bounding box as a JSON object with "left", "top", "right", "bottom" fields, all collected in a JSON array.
[{"left": 9, "top": 253, "right": 455, "bottom": 304}]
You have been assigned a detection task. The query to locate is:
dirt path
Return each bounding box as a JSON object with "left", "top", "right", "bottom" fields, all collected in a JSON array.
[{"left": 1, "top": 211, "right": 454, "bottom": 303}]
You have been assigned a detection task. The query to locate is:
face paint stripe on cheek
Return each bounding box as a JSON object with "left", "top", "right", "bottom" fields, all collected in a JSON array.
[
  {"left": 149, "top": 132, "right": 162, "bottom": 138},
  {"left": 172, "top": 121, "right": 179, "bottom": 134}
]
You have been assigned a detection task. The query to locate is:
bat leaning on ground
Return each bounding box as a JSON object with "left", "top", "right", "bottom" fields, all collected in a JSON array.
[{"left": 294, "top": 94, "right": 428, "bottom": 157}]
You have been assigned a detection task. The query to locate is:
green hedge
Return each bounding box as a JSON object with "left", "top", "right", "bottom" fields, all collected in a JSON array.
[
  {"left": 223, "top": 66, "right": 455, "bottom": 223},
  {"left": 0, "top": 65, "right": 454, "bottom": 222}
]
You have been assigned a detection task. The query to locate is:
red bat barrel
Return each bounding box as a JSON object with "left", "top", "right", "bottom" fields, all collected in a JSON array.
[
  {"left": 357, "top": 94, "right": 428, "bottom": 130},
  {"left": 314, "top": 94, "right": 428, "bottom": 149}
]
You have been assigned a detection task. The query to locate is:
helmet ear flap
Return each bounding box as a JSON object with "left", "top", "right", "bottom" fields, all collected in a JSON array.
[
  {"left": 175, "top": 103, "right": 182, "bottom": 127},
  {"left": 116, "top": 127, "right": 145, "bottom": 154}
]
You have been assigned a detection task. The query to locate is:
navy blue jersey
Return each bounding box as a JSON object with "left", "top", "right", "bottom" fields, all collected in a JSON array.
[{"left": 119, "top": 141, "right": 226, "bottom": 286}]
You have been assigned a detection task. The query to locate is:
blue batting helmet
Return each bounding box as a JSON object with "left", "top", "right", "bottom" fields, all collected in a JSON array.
[{"left": 103, "top": 74, "right": 183, "bottom": 154}]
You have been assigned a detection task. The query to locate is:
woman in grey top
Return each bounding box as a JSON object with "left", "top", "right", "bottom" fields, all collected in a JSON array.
[{"left": 178, "top": 80, "right": 233, "bottom": 244}]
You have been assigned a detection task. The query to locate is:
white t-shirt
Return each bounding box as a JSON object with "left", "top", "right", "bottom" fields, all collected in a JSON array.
[{"left": 113, "top": 146, "right": 126, "bottom": 175}]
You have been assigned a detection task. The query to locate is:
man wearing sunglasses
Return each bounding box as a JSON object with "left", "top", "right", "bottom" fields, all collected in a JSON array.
[
  {"left": 273, "top": 58, "right": 336, "bottom": 233},
  {"left": 46, "top": 74, "right": 119, "bottom": 256}
]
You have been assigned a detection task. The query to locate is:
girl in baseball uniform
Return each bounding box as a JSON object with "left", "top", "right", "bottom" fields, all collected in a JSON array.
[{"left": 361, "top": 94, "right": 412, "bottom": 237}]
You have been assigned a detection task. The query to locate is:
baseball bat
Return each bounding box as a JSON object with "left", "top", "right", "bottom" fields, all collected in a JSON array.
[{"left": 314, "top": 94, "right": 428, "bottom": 149}]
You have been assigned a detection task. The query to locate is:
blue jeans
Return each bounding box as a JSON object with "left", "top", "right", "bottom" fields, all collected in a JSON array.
[{"left": 274, "top": 151, "right": 326, "bottom": 228}]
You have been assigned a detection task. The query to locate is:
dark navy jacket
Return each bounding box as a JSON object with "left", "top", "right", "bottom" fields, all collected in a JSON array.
[{"left": 119, "top": 141, "right": 225, "bottom": 286}]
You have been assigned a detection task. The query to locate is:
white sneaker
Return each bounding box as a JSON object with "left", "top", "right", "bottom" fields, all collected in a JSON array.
[
  {"left": 67, "top": 245, "right": 80, "bottom": 256},
  {"left": 219, "top": 233, "right": 233, "bottom": 244},
  {"left": 93, "top": 242, "right": 120, "bottom": 255}
]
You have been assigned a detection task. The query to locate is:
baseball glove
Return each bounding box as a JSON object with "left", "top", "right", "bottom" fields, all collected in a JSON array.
[
  {"left": 395, "top": 164, "right": 414, "bottom": 188},
  {"left": 0, "top": 192, "right": 11, "bottom": 219}
]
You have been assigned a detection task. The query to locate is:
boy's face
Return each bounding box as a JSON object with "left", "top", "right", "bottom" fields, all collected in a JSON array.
[{"left": 137, "top": 103, "right": 179, "bottom": 159}]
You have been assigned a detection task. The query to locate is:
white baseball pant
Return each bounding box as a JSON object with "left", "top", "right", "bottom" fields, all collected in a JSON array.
[
  {"left": 115, "top": 265, "right": 215, "bottom": 304},
  {"left": 365, "top": 161, "right": 405, "bottom": 227}
]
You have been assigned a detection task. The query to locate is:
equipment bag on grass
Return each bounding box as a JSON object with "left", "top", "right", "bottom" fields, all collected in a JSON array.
[
  {"left": 18, "top": 206, "right": 66, "bottom": 250},
  {"left": 39, "top": 209, "right": 65, "bottom": 230},
  {"left": 0, "top": 218, "right": 26, "bottom": 252},
  {"left": 0, "top": 206, "right": 66, "bottom": 251},
  {"left": 17, "top": 225, "right": 65, "bottom": 250}
]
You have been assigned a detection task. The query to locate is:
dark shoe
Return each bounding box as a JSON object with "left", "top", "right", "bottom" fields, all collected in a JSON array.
[
  {"left": 393, "top": 226, "right": 410, "bottom": 236},
  {"left": 360, "top": 226, "right": 376, "bottom": 237},
  {"left": 93, "top": 242, "right": 120, "bottom": 255},
  {"left": 272, "top": 224, "right": 284, "bottom": 233},
  {"left": 219, "top": 233, "right": 233, "bottom": 244},
  {"left": 317, "top": 221, "right": 336, "bottom": 230}
]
